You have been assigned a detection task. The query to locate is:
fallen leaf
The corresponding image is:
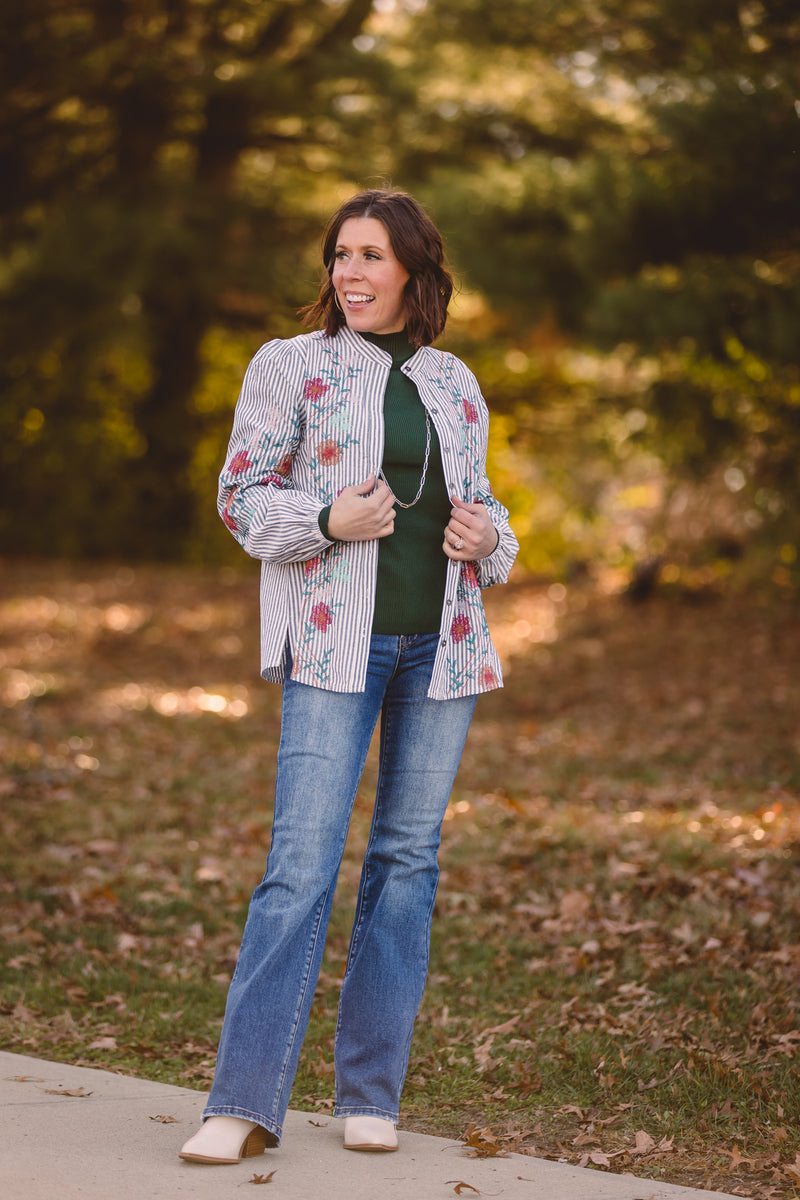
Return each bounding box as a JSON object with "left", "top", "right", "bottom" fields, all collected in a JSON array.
[
  {"left": 43, "top": 1086, "right": 93, "bottom": 1098},
  {"left": 247, "top": 1171, "right": 277, "bottom": 1184},
  {"left": 589, "top": 1151, "right": 611, "bottom": 1167},
  {"left": 476, "top": 1014, "right": 521, "bottom": 1038},
  {"left": 632, "top": 1130, "right": 656, "bottom": 1156},
  {"left": 87, "top": 1036, "right": 118, "bottom": 1049},
  {"left": 11, "top": 1001, "right": 39, "bottom": 1022},
  {"left": 7, "top": 1075, "right": 45, "bottom": 1082},
  {"left": 785, "top": 1153, "right": 800, "bottom": 1182},
  {"left": 311, "top": 1052, "right": 335, "bottom": 1078},
  {"left": 720, "top": 1146, "right": 757, "bottom": 1169},
  {"left": 559, "top": 890, "right": 592, "bottom": 923},
  {"left": 473, "top": 1036, "right": 497, "bottom": 1072},
  {"left": 445, "top": 1183, "right": 480, "bottom": 1196},
  {"left": 597, "top": 1113, "right": 623, "bottom": 1128},
  {"left": 710, "top": 1098, "right": 741, "bottom": 1119},
  {"left": 149, "top": 1114, "right": 179, "bottom": 1123},
  {"left": 461, "top": 1125, "right": 508, "bottom": 1158},
  {"left": 85, "top": 837, "right": 120, "bottom": 855},
  {"left": 307, "top": 1119, "right": 328, "bottom": 1127}
]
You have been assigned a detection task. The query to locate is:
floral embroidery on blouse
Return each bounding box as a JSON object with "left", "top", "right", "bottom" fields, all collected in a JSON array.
[
  {"left": 310, "top": 601, "right": 334, "bottom": 631},
  {"left": 293, "top": 592, "right": 340, "bottom": 683},
  {"left": 462, "top": 397, "right": 479, "bottom": 424},
  {"left": 316, "top": 438, "right": 343, "bottom": 467},
  {"left": 304, "top": 377, "right": 330, "bottom": 402},
  {"left": 228, "top": 449, "right": 254, "bottom": 475},
  {"left": 222, "top": 492, "right": 238, "bottom": 532},
  {"left": 479, "top": 663, "right": 500, "bottom": 689},
  {"left": 460, "top": 562, "right": 480, "bottom": 591},
  {"left": 451, "top": 613, "right": 472, "bottom": 643}
]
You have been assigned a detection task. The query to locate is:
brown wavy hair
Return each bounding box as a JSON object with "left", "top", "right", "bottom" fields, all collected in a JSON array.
[{"left": 299, "top": 189, "right": 454, "bottom": 347}]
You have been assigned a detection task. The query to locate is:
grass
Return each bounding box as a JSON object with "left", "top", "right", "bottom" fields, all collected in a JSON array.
[{"left": 1, "top": 557, "right": 799, "bottom": 1197}]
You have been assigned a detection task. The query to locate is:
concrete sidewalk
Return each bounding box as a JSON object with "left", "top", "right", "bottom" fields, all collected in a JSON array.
[{"left": 1, "top": 1051, "right": 744, "bottom": 1200}]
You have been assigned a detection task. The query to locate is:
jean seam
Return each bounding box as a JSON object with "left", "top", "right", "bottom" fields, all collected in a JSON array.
[
  {"left": 333, "top": 704, "right": 389, "bottom": 1054},
  {"left": 348, "top": 695, "right": 394, "bottom": 962},
  {"left": 269, "top": 886, "right": 331, "bottom": 1123},
  {"left": 333, "top": 677, "right": 396, "bottom": 1105},
  {"left": 337, "top": 633, "right": 400, "bottom": 973}
]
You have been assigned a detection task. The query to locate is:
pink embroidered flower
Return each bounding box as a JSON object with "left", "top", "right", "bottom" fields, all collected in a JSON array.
[
  {"left": 222, "top": 495, "right": 238, "bottom": 532},
  {"left": 304, "top": 556, "right": 322, "bottom": 577},
  {"left": 310, "top": 602, "right": 333, "bottom": 632},
  {"left": 304, "top": 377, "right": 329, "bottom": 402},
  {"left": 317, "top": 439, "right": 342, "bottom": 466},
  {"left": 462, "top": 397, "right": 478, "bottom": 424},
  {"left": 450, "top": 613, "right": 472, "bottom": 643},
  {"left": 228, "top": 449, "right": 254, "bottom": 475},
  {"left": 479, "top": 664, "right": 499, "bottom": 688},
  {"left": 460, "top": 562, "right": 479, "bottom": 589}
]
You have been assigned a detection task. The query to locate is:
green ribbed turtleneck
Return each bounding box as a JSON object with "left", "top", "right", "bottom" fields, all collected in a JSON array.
[
  {"left": 319, "top": 329, "right": 450, "bottom": 634},
  {"left": 366, "top": 329, "right": 450, "bottom": 633}
]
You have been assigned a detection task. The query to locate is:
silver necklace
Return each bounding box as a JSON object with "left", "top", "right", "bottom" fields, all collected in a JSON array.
[{"left": 378, "top": 412, "right": 431, "bottom": 509}]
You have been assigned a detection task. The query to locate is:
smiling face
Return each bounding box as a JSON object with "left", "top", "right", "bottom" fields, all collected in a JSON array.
[{"left": 331, "top": 216, "right": 410, "bottom": 336}]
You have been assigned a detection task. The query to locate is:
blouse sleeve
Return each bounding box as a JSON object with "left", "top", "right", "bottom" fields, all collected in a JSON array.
[
  {"left": 473, "top": 472, "right": 518, "bottom": 588},
  {"left": 458, "top": 362, "right": 519, "bottom": 587},
  {"left": 217, "top": 340, "right": 334, "bottom": 563}
]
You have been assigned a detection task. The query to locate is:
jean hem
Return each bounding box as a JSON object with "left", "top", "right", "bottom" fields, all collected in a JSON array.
[
  {"left": 203, "top": 1105, "right": 282, "bottom": 1146},
  {"left": 335, "top": 1104, "right": 399, "bottom": 1123}
]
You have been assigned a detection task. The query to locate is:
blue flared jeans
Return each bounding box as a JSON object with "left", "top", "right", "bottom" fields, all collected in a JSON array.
[{"left": 203, "top": 634, "right": 478, "bottom": 1143}]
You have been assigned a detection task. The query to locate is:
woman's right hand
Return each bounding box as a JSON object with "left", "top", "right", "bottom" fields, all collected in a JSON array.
[{"left": 326, "top": 475, "right": 396, "bottom": 542}]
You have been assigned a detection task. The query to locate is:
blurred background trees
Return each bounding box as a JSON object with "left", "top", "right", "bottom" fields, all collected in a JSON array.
[{"left": 2, "top": 0, "right": 798, "bottom": 587}]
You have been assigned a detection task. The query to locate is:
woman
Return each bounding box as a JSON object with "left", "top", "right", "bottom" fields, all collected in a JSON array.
[{"left": 179, "top": 189, "right": 518, "bottom": 1165}]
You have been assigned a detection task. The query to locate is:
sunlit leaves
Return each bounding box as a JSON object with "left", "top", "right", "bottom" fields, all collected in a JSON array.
[{"left": 2, "top": 561, "right": 799, "bottom": 1197}]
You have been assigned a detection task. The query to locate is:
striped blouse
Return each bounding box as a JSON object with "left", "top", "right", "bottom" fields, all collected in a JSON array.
[{"left": 217, "top": 326, "right": 519, "bottom": 699}]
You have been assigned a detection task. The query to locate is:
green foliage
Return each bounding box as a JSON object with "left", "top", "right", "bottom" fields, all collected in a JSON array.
[{"left": 1, "top": 0, "right": 798, "bottom": 577}]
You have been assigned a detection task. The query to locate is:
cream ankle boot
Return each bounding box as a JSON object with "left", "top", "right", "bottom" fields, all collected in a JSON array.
[
  {"left": 343, "top": 1115, "right": 398, "bottom": 1152},
  {"left": 179, "top": 1115, "right": 269, "bottom": 1164}
]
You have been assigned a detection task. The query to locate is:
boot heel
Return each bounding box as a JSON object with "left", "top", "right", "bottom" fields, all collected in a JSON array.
[{"left": 242, "top": 1127, "right": 269, "bottom": 1158}]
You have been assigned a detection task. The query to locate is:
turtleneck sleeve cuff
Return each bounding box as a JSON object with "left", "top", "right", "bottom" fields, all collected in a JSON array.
[{"left": 318, "top": 505, "right": 332, "bottom": 539}]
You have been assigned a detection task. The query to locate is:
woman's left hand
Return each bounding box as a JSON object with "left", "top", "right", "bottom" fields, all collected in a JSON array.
[{"left": 443, "top": 496, "right": 499, "bottom": 561}]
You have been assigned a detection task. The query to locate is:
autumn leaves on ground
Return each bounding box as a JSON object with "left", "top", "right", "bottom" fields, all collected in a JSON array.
[{"left": 1, "top": 560, "right": 798, "bottom": 1198}]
